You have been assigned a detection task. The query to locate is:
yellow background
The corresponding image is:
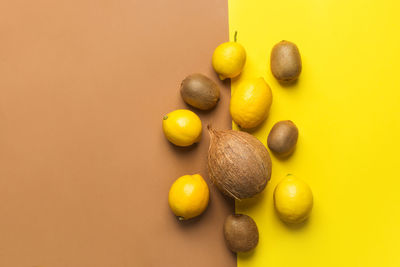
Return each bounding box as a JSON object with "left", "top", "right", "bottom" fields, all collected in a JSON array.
[{"left": 229, "top": 0, "right": 400, "bottom": 266}]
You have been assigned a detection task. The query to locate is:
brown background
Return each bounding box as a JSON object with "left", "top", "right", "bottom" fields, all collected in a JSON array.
[{"left": 0, "top": 0, "right": 235, "bottom": 266}]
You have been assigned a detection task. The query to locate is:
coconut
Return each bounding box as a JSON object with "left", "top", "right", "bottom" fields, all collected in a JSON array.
[{"left": 207, "top": 128, "right": 272, "bottom": 199}]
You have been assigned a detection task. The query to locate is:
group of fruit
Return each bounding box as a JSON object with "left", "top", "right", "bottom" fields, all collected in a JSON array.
[{"left": 163, "top": 32, "right": 313, "bottom": 253}]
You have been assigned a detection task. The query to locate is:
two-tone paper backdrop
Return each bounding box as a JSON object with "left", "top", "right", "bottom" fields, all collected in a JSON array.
[{"left": 0, "top": 0, "right": 399, "bottom": 266}]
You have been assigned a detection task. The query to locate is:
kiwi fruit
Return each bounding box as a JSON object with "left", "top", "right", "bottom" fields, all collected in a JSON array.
[
  {"left": 270, "top": 40, "right": 302, "bottom": 83},
  {"left": 223, "top": 214, "right": 259, "bottom": 253},
  {"left": 267, "top": 120, "right": 298, "bottom": 157},
  {"left": 180, "top": 73, "right": 220, "bottom": 110}
]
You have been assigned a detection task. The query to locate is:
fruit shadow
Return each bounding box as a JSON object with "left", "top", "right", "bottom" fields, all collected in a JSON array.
[
  {"left": 234, "top": 111, "right": 272, "bottom": 137},
  {"left": 181, "top": 101, "right": 220, "bottom": 119},
  {"left": 235, "top": 189, "right": 268, "bottom": 211},
  {"left": 274, "top": 207, "right": 311, "bottom": 232},
  {"left": 270, "top": 146, "right": 298, "bottom": 162},
  {"left": 238, "top": 121, "right": 267, "bottom": 135},
  {"left": 208, "top": 184, "right": 235, "bottom": 213},
  {"left": 210, "top": 71, "right": 231, "bottom": 89},
  {"left": 172, "top": 212, "right": 206, "bottom": 227},
  {"left": 237, "top": 248, "right": 256, "bottom": 261},
  {"left": 278, "top": 78, "right": 299, "bottom": 89},
  {"left": 170, "top": 199, "right": 211, "bottom": 228},
  {"left": 165, "top": 138, "right": 199, "bottom": 154},
  {"left": 172, "top": 188, "right": 234, "bottom": 229}
]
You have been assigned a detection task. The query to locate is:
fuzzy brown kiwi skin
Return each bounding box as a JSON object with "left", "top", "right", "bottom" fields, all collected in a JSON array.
[
  {"left": 270, "top": 40, "right": 302, "bottom": 83},
  {"left": 180, "top": 73, "right": 220, "bottom": 110},
  {"left": 267, "top": 120, "right": 299, "bottom": 157},
  {"left": 223, "top": 214, "right": 259, "bottom": 253}
]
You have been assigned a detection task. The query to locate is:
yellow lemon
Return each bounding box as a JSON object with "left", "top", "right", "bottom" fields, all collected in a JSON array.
[
  {"left": 162, "top": 109, "right": 202, "bottom": 147},
  {"left": 274, "top": 175, "right": 313, "bottom": 224},
  {"left": 230, "top": 77, "right": 272, "bottom": 129},
  {"left": 168, "top": 174, "right": 210, "bottom": 220},
  {"left": 212, "top": 41, "right": 246, "bottom": 80}
]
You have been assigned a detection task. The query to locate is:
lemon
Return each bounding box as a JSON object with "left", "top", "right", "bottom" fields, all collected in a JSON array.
[
  {"left": 212, "top": 41, "right": 246, "bottom": 80},
  {"left": 168, "top": 174, "right": 210, "bottom": 220},
  {"left": 274, "top": 175, "right": 313, "bottom": 224},
  {"left": 162, "top": 109, "right": 202, "bottom": 147},
  {"left": 230, "top": 77, "right": 273, "bottom": 129}
]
